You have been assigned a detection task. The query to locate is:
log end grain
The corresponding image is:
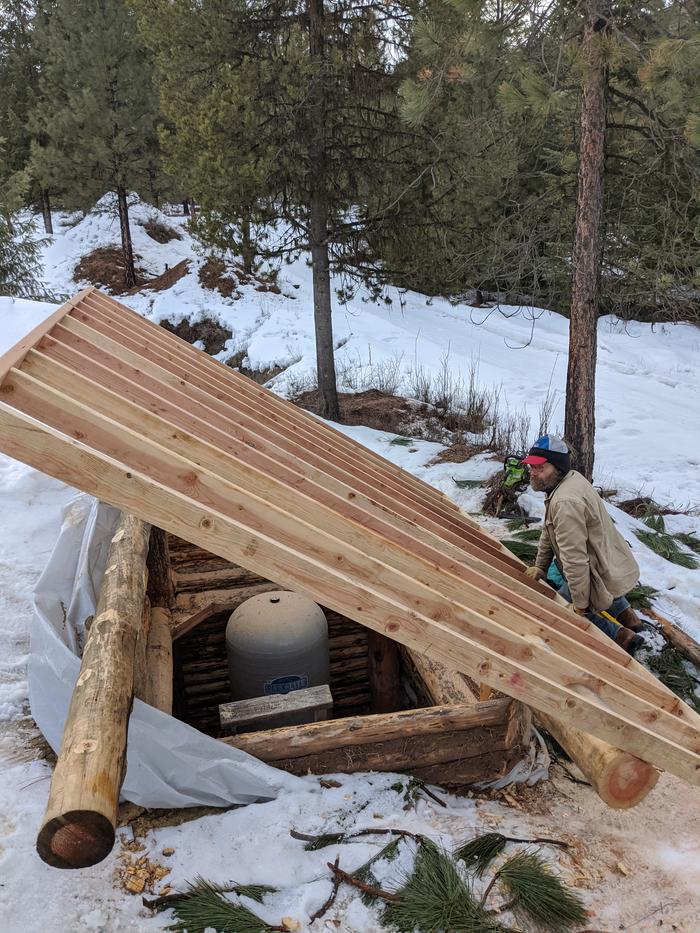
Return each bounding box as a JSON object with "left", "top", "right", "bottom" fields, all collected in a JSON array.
[
  {"left": 36, "top": 810, "right": 115, "bottom": 869},
  {"left": 598, "top": 754, "right": 660, "bottom": 809}
]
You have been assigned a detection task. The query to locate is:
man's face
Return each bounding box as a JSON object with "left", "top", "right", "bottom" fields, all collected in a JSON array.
[{"left": 528, "top": 460, "right": 560, "bottom": 492}]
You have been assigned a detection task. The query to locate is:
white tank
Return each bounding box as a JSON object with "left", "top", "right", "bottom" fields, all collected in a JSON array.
[{"left": 225, "top": 591, "right": 330, "bottom": 724}]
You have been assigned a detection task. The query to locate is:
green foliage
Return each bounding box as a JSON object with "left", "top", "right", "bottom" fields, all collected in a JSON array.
[
  {"left": 390, "top": 436, "right": 412, "bottom": 446},
  {"left": 626, "top": 583, "right": 659, "bottom": 611},
  {"left": 647, "top": 645, "right": 700, "bottom": 715},
  {"left": 452, "top": 478, "right": 483, "bottom": 488},
  {"left": 454, "top": 832, "right": 507, "bottom": 876},
  {"left": 513, "top": 528, "right": 542, "bottom": 542},
  {"left": 163, "top": 877, "right": 276, "bottom": 933},
  {"left": 30, "top": 0, "right": 161, "bottom": 209},
  {"left": 496, "top": 851, "right": 587, "bottom": 932},
  {"left": 634, "top": 529, "right": 699, "bottom": 569},
  {"left": 675, "top": 533, "right": 700, "bottom": 556},
  {"left": 381, "top": 845, "right": 502, "bottom": 933},
  {"left": 502, "top": 538, "right": 538, "bottom": 563},
  {"left": 0, "top": 147, "right": 42, "bottom": 297},
  {"left": 381, "top": 1, "right": 700, "bottom": 320}
]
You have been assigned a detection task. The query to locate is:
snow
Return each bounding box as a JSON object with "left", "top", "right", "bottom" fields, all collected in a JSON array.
[{"left": 1, "top": 196, "right": 700, "bottom": 930}]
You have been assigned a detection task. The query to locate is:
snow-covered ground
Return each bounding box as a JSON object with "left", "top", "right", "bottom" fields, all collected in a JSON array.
[{"left": 1, "top": 197, "right": 700, "bottom": 931}]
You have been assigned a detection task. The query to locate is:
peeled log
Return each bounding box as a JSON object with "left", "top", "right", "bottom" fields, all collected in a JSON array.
[
  {"left": 36, "top": 514, "right": 151, "bottom": 869},
  {"left": 406, "top": 644, "right": 658, "bottom": 809},
  {"left": 536, "top": 710, "right": 659, "bottom": 808}
]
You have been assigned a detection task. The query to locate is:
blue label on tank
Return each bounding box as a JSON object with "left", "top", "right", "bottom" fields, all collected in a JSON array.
[{"left": 264, "top": 674, "right": 309, "bottom": 695}]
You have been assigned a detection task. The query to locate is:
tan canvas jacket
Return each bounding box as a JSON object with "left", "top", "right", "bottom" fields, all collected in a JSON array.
[{"left": 534, "top": 470, "right": 640, "bottom": 611}]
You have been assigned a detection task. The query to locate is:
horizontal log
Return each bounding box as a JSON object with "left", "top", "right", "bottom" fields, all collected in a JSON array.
[
  {"left": 220, "top": 702, "right": 510, "bottom": 761},
  {"left": 173, "top": 566, "right": 266, "bottom": 592},
  {"left": 412, "top": 746, "right": 525, "bottom": 786}
]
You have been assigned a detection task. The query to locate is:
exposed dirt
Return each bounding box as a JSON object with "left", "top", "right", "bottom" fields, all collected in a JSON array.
[
  {"left": 429, "top": 437, "right": 487, "bottom": 465},
  {"left": 73, "top": 246, "right": 148, "bottom": 294},
  {"left": 138, "top": 259, "right": 191, "bottom": 294},
  {"left": 294, "top": 388, "right": 414, "bottom": 434},
  {"left": 618, "top": 496, "right": 680, "bottom": 518},
  {"left": 159, "top": 315, "right": 232, "bottom": 355},
  {"left": 143, "top": 218, "right": 182, "bottom": 244},
  {"left": 198, "top": 256, "right": 281, "bottom": 300},
  {"left": 198, "top": 257, "right": 240, "bottom": 299},
  {"left": 224, "top": 349, "right": 286, "bottom": 385}
]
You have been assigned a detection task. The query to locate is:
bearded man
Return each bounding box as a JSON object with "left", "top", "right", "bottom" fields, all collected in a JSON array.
[{"left": 522, "top": 435, "right": 645, "bottom": 655}]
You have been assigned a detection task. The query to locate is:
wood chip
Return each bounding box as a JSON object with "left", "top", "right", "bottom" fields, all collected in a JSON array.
[{"left": 161, "top": 847, "right": 175, "bottom": 857}]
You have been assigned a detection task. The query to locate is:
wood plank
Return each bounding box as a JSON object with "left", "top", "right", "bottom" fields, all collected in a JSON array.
[
  {"left": 219, "top": 685, "right": 334, "bottom": 733},
  {"left": 83, "top": 290, "right": 470, "bottom": 519},
  {"left": 0, "top": 287, "right": 93, "bottom": 382},
  {"left": 64, "top": 305, "right": 502, "bottom": 557},
  {"left": 221, "top": 702, "right": 511, "bottom": 759},
  {"left": 48, "top": 318, "right": 516, "bottom": 576}
]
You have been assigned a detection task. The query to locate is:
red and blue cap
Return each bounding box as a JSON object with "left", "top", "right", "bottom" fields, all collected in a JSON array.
[{"left": 521, "top": 435, "right": 571, "bottom": 472}]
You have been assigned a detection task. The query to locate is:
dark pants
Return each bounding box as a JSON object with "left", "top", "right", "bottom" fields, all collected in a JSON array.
[{"left": 557, "top": 581, "right": 630, "bottom": 641}]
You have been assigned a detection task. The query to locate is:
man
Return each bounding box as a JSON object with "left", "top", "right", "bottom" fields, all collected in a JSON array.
[{"left": 521, "top": 435, "right": 645, "bottom": 655}]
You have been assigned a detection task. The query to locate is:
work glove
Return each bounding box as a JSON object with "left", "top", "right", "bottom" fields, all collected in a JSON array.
[{"left": 524, "top": 566, "right": 544, "bottom": 581}]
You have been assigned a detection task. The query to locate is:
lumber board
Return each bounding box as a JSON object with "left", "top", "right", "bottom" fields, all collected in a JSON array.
[
  {"left": 219, "top": 684, "right": 333, "bottom": 733},
  {"left": 83, "top": 289, "right": 472, "bottom": 521}
]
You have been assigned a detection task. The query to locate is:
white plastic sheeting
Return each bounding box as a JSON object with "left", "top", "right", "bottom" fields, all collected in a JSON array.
[{"left": 28, "top": 495, "right": 305, "bottom": 808}]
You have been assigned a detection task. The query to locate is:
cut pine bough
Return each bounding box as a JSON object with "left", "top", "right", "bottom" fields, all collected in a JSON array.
[{"left": 1, "top": 289, "right": 699, "bottom": 788}]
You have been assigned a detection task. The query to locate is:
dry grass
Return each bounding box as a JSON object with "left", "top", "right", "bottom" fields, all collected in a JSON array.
[{"left": 74, "top": 246, "right": 148, "bottom": 294}]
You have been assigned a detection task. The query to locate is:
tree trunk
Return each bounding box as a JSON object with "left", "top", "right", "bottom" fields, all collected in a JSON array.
[
  {"left": 36, "top": 514, "right": 151, "bottom": 868},
  {"left": 241, "top": 213, "right": 255, "bottom": 275},
  {"left": 183, "top": 199, "right": 190, "bottom": 216},
  {"left": 41, "top": 188, "right": 53, "bottom": 235},
  {"left": 307, "top": 0, "right": 340, "bottom": 422},
  {"left": 116, "top": 186, "right": 136, "bottom": 289},
  {"left": 564, "top": 2, "right": 610, "bottom": 481}
]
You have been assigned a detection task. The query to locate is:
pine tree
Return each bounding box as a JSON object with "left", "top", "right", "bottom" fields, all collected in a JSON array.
[
  {"left": 0, "top": 147, "right": 42, "bottom": 298},
  {"left": 0, "top": 0, "right": 55, "bottom": 233},
  {"left": 31, "top": 0, "right": 160, "bottom": 287},
  {"left": 134, "top": 0, "right": 420, "bottom": 421}
]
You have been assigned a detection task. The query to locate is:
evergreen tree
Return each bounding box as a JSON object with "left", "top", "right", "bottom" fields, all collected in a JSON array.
[
  {"left": 0, "top": 145, "right": 42, "bottom": 297},
  {"left": 0, "top": 1, "right": 55, "bottom": 233},
  {"left": 31, "top": 0, "right": 160, "bottom": 287},
  {"left": 134, "top": 0, "right": 421, "bottom": 420}
]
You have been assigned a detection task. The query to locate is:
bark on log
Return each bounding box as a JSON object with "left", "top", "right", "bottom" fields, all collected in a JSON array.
[
  {"left": 147, "top": 527, "right": 175, "bottom": 608},
  {"left": 220, "top": 701, "right": 508, "bottom": 761},
  {"left": 141, "top": 606, "right": 173, "bottom": 714},
  {"left": 367, "top": 630, "right": 401, "bottom": 713},
  {"left": 36, "top": 514, "right": 151, "bottom": 869}
]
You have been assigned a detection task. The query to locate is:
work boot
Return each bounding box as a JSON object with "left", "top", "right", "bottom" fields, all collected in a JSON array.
[
  {"left": 615, "top": 627, "right": 645, "bottom": 656},
  {"left": 615, "top": 606, "right": 644, "bottom": 632}
]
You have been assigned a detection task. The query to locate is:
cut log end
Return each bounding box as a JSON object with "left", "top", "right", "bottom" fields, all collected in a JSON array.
[
  {"left": 597, "top": 755, "right": 660, "bottom": 809},
  {"left": 37, "top": 811, "right": 115, "bottom": 869}
]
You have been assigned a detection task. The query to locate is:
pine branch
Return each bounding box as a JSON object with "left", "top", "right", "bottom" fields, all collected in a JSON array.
[{"left": 493, "top": 851, "right": 587, "bottom": 932}]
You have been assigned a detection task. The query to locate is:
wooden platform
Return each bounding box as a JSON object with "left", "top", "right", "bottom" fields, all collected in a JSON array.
[{"left": 1, "top": 287, "right": 699, "bottom": 784}]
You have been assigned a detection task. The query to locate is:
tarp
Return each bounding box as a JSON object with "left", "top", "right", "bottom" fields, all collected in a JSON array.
[{"left": 29, "top": 494, "right": 305, "bottom": 808}]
